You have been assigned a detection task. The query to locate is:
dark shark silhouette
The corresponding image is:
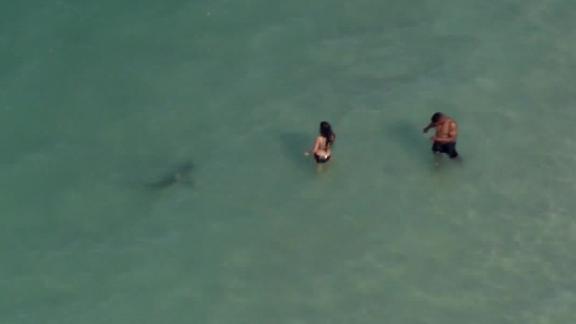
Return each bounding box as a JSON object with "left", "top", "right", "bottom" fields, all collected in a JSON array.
[{"left": 146, "top": 162, "right": 194, "bottom": 190}]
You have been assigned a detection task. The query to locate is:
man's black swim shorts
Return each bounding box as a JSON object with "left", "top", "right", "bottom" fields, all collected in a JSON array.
[{"left": 432, "top": 141, "right": 459, "bottom": 159}]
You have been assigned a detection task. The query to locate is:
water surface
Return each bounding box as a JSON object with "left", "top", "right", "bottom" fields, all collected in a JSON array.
[{"left": 2, "top": 0, "right": 576, "bottom": 323}]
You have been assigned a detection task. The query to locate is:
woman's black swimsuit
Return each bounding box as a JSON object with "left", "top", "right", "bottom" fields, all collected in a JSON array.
[{"left": 314, "top": 153, "right": 331, "bottom": 164}]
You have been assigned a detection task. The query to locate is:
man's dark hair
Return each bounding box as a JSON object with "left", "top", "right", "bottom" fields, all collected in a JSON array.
[{"left": 431, "top": 112, "right": 443, "bottom": 123}]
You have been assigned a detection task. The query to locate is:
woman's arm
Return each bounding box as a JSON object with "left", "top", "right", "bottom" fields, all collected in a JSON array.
[{"left": 305, "top": 137, "right": 322, "bottom": 155}]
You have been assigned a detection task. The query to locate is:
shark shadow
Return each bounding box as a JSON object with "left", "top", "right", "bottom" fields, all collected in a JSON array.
[{"left": 145, "top": 162, "right": 195, "bottom": 190}]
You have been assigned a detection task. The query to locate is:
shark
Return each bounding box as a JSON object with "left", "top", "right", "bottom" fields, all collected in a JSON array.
[{"left": 146, "top": 162, "right": 194, "bottom": 190}]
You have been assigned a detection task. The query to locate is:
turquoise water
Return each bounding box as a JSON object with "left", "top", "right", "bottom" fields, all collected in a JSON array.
[{"left": 2, "top": 0, "right": 576, "bottom": 323}]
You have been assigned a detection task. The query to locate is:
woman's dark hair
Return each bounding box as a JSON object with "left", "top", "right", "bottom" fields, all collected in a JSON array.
[{"left": 319, "top": 121, "right": 335, "bottom": 145}]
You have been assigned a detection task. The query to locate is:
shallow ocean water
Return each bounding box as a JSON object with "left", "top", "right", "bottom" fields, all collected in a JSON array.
[{"left": 2, "top": 0, "right": 576, "bottom": 323}]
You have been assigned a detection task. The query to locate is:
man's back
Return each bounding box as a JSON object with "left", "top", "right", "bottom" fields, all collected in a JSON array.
[{"left": 435, "top": 117, "right": 457, "bottom": 143}]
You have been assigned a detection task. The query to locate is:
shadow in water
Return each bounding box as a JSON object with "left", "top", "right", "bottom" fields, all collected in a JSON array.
[
  {"left": 278, "top": 131, "right": 312, "bottom": 170},
  {"left": 386, "top": 121, "right": 431, "bottom": 165},
  {"left": 146, "top": 161, "right": 195, "bottom": 190}
]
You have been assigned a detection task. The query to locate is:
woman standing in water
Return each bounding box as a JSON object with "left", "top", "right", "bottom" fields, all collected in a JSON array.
[{"left": 305, "top": 121, "right": 336, "bottom": 164}]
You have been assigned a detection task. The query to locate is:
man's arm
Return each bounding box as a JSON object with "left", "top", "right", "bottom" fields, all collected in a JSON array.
[
  {"left": 422, "top": 122, "right": 435, "bottom": 133},
  {"left": 448, "top": 121, "right": 457, "bottom": 141}
]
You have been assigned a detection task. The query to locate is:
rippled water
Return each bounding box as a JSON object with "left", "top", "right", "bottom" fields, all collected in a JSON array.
[{"left": 2, "top": 0, "right": 576, "bottom": 323}]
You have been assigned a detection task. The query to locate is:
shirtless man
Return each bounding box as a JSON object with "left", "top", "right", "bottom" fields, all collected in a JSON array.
[{"left": 422, "top": 112, "right": 459, "bottom": 159}]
